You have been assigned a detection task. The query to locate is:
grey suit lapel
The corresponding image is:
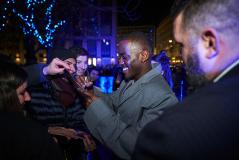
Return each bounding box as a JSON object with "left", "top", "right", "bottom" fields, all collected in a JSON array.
[
  {"left": 119, "top": 80, "right": 141, "bottom": 106},
  {"left": 118, "top": 64, "right": 162, "bottom": 107}
]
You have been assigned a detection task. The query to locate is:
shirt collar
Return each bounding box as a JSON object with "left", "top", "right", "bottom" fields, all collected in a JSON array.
[
  {"left": 213, "top": 59, "right": 239, "bottom": 83},
  {"left": 134, "top": 63, "right": 162, "bottom": 84}
]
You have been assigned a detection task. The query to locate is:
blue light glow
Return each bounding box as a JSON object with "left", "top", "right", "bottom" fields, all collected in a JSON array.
[{"left": 99, "top": 76, "right": 114, "bottom": 94}]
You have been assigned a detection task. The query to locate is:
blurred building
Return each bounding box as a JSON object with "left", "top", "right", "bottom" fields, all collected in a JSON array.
[
  {"left": 55, "top": 0, "right": 117, "bottom": 67},
  {"left": 0, "top": 19, "right": 26, "bottom": 64},
  {"left": 156, "top": 16, "right": 182, "bottom": 66}
]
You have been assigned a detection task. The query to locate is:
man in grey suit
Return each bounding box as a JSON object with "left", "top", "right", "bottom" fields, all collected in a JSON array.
[{"left": 44, "top": 32, "right": 178, "bottom": 159}]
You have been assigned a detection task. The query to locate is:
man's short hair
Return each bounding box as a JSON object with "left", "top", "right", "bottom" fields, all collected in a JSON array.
[
  {"left": 181, "top": 0, "right": 239, "bottom": 37},
  {"left": 126, "top": 32, "right": 152, "bottom": 55},
  {"left": 170, "top": 0, "right": 190, "bottom": 19}
]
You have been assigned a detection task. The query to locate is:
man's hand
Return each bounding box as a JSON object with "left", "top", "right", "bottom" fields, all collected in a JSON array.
[
  {"left": 82, "top": 134, "right": 96, "bottom": 152},
  {"left": 43, "top": 58, "right": 70, "bottom": 76},
  {"left": 77, "top": 131, "right": 96, "bottom": 152},
  {"left": 75, "top": 75, "right": 93, "bottom": 90},
  {"left": 75, "top": 75, "right": 97, "bottom": 107}
]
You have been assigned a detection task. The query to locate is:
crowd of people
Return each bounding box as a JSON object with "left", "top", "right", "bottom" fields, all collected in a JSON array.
[{"left": 1, "top": 0, "right": 239, "bottom": 159}]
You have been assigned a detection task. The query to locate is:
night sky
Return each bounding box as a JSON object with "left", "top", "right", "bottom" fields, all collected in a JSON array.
[{"left": 117, "top": 0, "right": 175, "bottom": 26}]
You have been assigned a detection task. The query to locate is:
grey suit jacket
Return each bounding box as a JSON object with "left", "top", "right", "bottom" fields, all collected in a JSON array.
[{"left": 84, "top": 65, "right": 178, "bottom": 159}]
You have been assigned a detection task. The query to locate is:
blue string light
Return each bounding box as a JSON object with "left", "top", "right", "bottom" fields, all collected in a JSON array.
[{"left": 1, "top": 0, "right": 66, "bottom": 48}]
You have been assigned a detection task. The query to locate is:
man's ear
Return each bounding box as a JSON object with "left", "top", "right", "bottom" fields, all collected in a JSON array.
[
  {"left": 139, "top": 50, "right": 150, "bottom": 63},
  {"left": 201, "top": 29, "right": 220, "bottom": 59}
]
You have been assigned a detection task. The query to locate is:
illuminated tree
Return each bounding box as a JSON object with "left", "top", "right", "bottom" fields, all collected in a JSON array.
[{"left": 0, "top": 0, "right": 65, "bottom": 48}]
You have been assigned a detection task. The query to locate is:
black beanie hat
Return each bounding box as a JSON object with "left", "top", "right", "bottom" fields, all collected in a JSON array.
[{"left": 47, "top": 47, "right": 77, "bottom": 64}]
